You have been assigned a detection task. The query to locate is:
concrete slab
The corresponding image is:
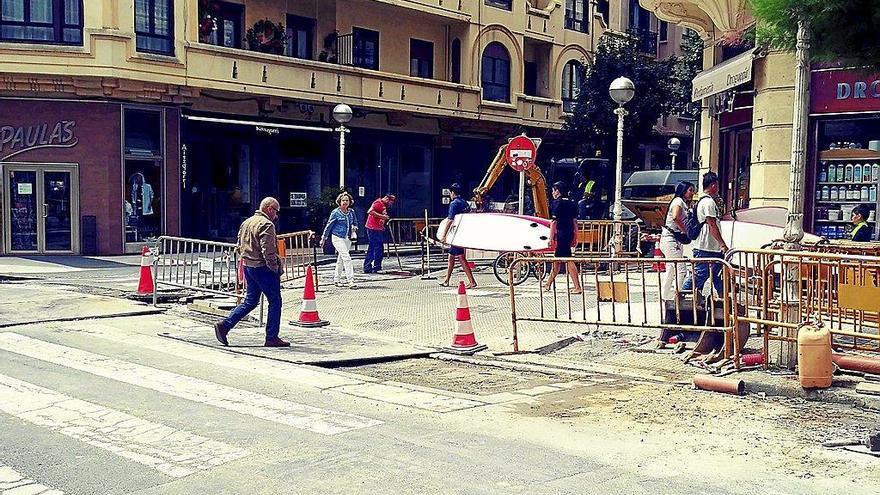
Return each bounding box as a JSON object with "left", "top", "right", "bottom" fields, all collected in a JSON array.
[{"left": 0, "top": 283, "right": 160, "bottom": 327}]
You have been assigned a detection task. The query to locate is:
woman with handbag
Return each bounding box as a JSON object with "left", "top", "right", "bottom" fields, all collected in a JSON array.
[
  {"left": 320, "top": 192, "right": 359, "bottom": 288},
  {"left": 659, "top": 181, "right": 695, "bottom": 300}
]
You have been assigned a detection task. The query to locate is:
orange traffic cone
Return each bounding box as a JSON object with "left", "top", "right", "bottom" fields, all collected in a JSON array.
[
  {"left": 445, "top": 281, "right": 487, "bottom": 355},
  {"left": 651, "top": 246, "right": 666, "bottom": 272},
  {"left": 290, "top": 264, "right": 329, "bottom": 327},
  {"left": 136, "top": 246, "right": 154, "bottom": 294}
]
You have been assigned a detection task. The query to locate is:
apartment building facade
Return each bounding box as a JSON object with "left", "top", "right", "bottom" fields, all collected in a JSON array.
[{"left": 0, "top": 0, "right": 686, "bottom": 255}]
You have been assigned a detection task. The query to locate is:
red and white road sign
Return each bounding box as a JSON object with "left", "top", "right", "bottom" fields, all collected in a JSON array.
[{"left": 506, "top": 135, "right": 539, "bottom": 172}]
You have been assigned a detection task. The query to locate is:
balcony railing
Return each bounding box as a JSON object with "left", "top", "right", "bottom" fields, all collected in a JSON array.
[
  {"left": 337, "top": 33, "right": 353, "bottom": 66},
  {"left": 627, "top": 27, "right": 658, "bottom": 56}
]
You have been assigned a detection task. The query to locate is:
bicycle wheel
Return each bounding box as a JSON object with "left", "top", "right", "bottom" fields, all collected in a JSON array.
[{"left": 493, "top": 252, "right": 532, "bottom": 286}]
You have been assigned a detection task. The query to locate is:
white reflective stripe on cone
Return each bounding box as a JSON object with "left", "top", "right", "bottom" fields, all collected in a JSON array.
[
  {"left": 456, "top": 320, "right": 474, "bottom": 335},
  {"left": 301, "top": 299, "right": 317, "bottom": 311},
  {"left": 457, "top": 294, "right": 468, "bottom": 309}
]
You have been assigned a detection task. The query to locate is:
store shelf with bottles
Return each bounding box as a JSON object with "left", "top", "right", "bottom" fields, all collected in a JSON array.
[{"left": 819, "top": 149, "right": 880, "bottom": 160}]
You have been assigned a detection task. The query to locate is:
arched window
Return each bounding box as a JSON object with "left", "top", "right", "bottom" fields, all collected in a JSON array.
[
  {"left": 450, "top": 38, "right": 461, "bottom": 83},
  {"left": 481, "top": 42, "right": 510, "bottom": 103},
  {"left": 562, "top": 60, "right": 583, "bottom": 113}
]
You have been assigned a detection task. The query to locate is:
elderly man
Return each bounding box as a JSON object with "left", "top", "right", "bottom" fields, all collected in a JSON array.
[{"left": 214, "top": 197, "right": 289, "bottom": 347}]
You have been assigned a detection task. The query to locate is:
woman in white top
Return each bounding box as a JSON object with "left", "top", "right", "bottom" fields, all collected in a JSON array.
[{"left": 659, "top": 181, "right": 695, "bottom": 300}]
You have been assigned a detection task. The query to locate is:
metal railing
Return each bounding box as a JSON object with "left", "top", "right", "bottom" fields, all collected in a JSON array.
[
  {"left": 387, "top": 216, "right": 445, "bottom": 272},
  {"left": 575, "top": 220, "right": 641, "bottom": 256},
  {"left": 276, "top": 230, "right": 317, "bottom": 285},
  {"left": 336, "top": 33, "right": 353, "bottom": 66},
  {"left": 726, "top": 248, "right": 880, "bottom": 366},
  {"left": 507, "top": 256, "right": 741, "bottom": 358},
  {"left": 153, "top": 236, "right": 241, "bottom": 299}
]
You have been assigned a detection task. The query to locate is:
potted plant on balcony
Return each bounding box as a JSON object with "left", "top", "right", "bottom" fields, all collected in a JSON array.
[
  {"left": 246, "top": 19, "right": 289, "bottom": 55},
  {"left": 198, "top": 0, "right": 221, "bottom": 43},
  {"left": 318, "top": 31, "right": 339, "bottom": 63}
]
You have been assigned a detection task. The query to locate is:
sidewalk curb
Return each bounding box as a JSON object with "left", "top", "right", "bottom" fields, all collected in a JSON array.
[{"left": 0, "top": 308, "right": 167, "bottom": 329}]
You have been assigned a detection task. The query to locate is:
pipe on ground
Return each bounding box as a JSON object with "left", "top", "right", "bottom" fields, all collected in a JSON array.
[
  {"left": 832, "top": 354, "right": 880, "bottom": 375},
  {"left": 692, "top": 375, "right": 745, "bottom": 396}
]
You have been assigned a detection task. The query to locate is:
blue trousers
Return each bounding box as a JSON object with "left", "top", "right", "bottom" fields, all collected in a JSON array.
[
  {"left": 364, "top": 228, "right": 385, "bottom": 272},
  {"left": 682, "top": 249, "right": 724, "bottom": 297},
  {"left": 223, "top": 266, "right": 281, "bottom": 339}
]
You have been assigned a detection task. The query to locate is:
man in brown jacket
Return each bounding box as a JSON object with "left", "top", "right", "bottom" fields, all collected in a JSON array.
[{"left": 214, "top": 197, "right": 289, "bottom": 347}]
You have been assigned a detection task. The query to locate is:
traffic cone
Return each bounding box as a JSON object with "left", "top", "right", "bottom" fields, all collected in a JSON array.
[
  {"left": 651, "top": 245, "right": 666, "bottom": 272},
  {"left": 136, "top": 246, "right": 154, "bottom": 295},
  {"left": 290, "top": 264, "right": 330, "bottom": 327},
  {"left": 445, "top": 281, "right": 487, "bottom": 355}
]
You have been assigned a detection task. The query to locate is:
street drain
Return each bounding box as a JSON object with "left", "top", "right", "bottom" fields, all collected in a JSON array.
[{"left": 361, "top": 318, "right": 410, "bottom": 330}]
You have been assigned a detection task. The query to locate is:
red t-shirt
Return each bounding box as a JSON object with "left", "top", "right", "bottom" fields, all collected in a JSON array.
[{"left": 365, "top": 199, "right": 387, "bottom": 230}]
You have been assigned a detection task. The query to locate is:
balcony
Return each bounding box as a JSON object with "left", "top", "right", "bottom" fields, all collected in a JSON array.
[{"left": 365, "top": 0, "right": 475, "bottom": 22}]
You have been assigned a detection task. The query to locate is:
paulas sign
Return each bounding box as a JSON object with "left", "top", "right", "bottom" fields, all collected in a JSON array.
[{"left": 0, "top": 120, "right": 78, "bottom": 160}]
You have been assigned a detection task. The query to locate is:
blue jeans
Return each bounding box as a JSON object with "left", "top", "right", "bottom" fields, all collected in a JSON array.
[
  {"left": 682, "top": 249, "right": 724, "bottom": 297},
  {"left": 223, "top": 266, "right": 281, "bottom": 339},
  {"left": 364, "top": 228, "right": 385, "bottom": 272}
]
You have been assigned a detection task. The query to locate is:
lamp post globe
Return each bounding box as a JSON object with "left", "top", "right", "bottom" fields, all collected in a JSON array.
[
  {"left": 332, "top": 103, "right": 353, "bottom": 124},
  {"left": 609, "top": 77, "right": 635, "bottom": 106},
  {"left": 667, "top": 137, "right": 681, "bottom": 151}
]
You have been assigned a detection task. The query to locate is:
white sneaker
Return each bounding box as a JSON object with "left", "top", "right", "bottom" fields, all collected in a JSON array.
[{"left": 346, "top": 281, "right": 358, "bottom": 289}]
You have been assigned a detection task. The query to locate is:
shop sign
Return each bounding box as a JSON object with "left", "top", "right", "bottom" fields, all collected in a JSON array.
[
  {"left": 180, "top": 143, "right": 188, "bottom": 190},
  {"left": 691, "top": 48, "right": 756, "bottom": 102},
  {"left": 0, "top": 120, "right": 77, "bottom": 161},
  {"left": 17, "top": 183, "right": 33, "bottom": 195},
  {"left": 255, "top": 126, "right": 280, "bottom": 136},
  {"left": 289, "top": 192, "right": 307, "bottom": 208},
  {"left": 811, "top": 69, "right": 880, "bottom": 114}
]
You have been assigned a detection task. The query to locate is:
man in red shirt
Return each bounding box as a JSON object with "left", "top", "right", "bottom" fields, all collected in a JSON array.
[{"left": 364, "top": 193, "right": 395, "bottom": 273}]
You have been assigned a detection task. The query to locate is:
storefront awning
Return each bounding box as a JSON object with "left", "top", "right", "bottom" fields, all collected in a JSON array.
[
  {"left": 691, "top": 47, "right": 756, "bottom": 102},
  {"left": 182, "top": 114, "right": 335, "bottom": 133}
]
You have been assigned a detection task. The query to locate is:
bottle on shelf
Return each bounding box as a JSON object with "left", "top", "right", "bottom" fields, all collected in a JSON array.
[
  {"left": 822, "top": 185, "right": 830, "bottom": 200},
  {"left": 864, "top": 163, "right": 872, "bottom": 182},
  {"left": 873, "top": 163, "right": 880, "bottom": 182},
  {"left": 818, "top": 162, "right": 827, "bottom": 182},
  {"left": 855, "top": 164, "right": 862, "bottom": 182},
  {"left": 871, "top": 185, "right": 878, "bottom": 202},
  {"left": 837, "top": 163, "right": 846, "bottom": 182},
  {"left": 845, "top": 163, "right": 854, "bottom": 182},
  {"left": 862, "top": 185, "right": 870, "bottom": 201},
  {"left": 852, "top": 187, "right": 860, "bottom": 200},
  {"left": 830, "top": 186, "right": 839, "bottom": 201}
]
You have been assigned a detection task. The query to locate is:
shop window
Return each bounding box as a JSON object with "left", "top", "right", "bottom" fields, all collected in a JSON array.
[
  {"left": 205, "top": 1, "right": 242, "bottom": 49},
  {"left": 485, "top": 0, "right": 512, "bottom": 10},
  {"left": 135, "top": 0, "right": 174, "bottom": 55},
  {"left": 410, "top": 38, "right": 433, "bottom": 79},
  {"left": 352, "top": 27, "right": 379, "bottom": 70},
  {"left": 565, "top": 0, "right": 588, "bottom": 33},
  {"left": 125, "top": 109, "right": 162, "bottom": 156},
  {"left": 450, "top": 38, "right": 461, "bottom": 83},
  {"left": 481, "top": 42, "right": 510, "bottom": 103},
  {"left": 0, "top": 0, "right": 82, "bottom": 44},
  {"left": 286, "top": 14, "right": 314, "bottom": 59},
  {"left": 562, "top": 60, "right": 583, "bottom": 113}
]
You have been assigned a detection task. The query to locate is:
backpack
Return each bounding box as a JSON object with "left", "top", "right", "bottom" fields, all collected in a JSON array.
[{"left": 685, "top": 197, "right": 713, "bottom": 241}]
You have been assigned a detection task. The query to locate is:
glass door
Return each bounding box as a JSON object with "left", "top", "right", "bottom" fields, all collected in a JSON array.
[{"left": 3, "top": 165, "right": 79, "bottom": 254}]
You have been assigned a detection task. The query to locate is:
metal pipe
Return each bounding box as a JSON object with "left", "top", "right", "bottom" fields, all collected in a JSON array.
[
  {"left": 693, "top": 375, "right": 744, "bottom": 395},
  {"left": 832, "top": 354, "right": 880, "bottom": 375}
]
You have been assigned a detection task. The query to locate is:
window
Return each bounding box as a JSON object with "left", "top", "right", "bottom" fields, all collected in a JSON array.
[
  {"left": 123, "top": 108, "right": 164, "bottom": 244},
  {"left": 596, "top": 0, "right": 609, "bottom": 24},
  {"left": 450, "top": 38, "right": 461, "bottom": 83},
  {"left": 565, "top": 0, "right": 588, "bottom": 33},
  {"left": 135, "top": 0, "right": 173, "bottom": 55},
  {"left": 286, "top": 14, "right": 314, "bottom": 59},
  {"left": 562, "top": 60, "right": 583, "bottom": 113},
  {"left": 352, "top": 27, "right": 379, "bottom": 70},
  {"left": 659, "top": 21, "right": 668, "bottom": 42},
  {"left": 484, "top": 0, "right": 512, "bottom": 10},
  {"left": 481, "top": 42, "right": 510, "bottom": 103},
  {"left": 205, "top": 1, "right": 242, "bottom": 48},
  {"left": 0, "top": 0, "right": 82, "bottom": 44},
  {"left": 524, "top": 61, "right": 537, "bottom": 96},
  {"left": 409, "top": 38, "right": 433, "bottom": 78}
]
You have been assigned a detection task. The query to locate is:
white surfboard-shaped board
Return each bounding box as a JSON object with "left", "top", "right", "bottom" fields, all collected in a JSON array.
[
  {"left": 436, "top": 213, "right": 552, "bottom": 252},
  {"left": 682, "top": 218, "right": 822, "bottom": 257}
]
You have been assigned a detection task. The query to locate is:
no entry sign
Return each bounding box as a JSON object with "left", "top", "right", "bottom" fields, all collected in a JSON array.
[{"left": 506, "top": 135, "right": 538, "bottom": 172}]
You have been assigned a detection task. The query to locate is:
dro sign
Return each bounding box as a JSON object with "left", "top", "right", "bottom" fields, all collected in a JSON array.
[{"left": 505, "top": 135, "right": 539, "bottom": 172}]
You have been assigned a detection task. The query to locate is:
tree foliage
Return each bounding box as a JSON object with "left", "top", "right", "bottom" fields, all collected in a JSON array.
[
  {"left": 750, "top": 0, "right": 880, "bottom": 70},
  {"left": 563, "top": 33, "right": 699, "bottom": 168}
]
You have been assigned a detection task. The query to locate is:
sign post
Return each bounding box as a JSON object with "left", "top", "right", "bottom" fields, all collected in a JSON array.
[{"left": 505, "top": 134, "right": 540, "bottom": 215}]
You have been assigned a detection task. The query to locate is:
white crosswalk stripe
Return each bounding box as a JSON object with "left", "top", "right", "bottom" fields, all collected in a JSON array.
[
  {"left": 0, "top": 464, "right": 63, "bottom": 495},
  {"left": 0, "top": 333, "right": 382, "bottom": 435},
  {"left": 0, "top": 375, "right": 247, "bottom": 479}
]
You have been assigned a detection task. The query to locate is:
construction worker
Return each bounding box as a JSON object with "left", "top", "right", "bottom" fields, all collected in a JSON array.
[{"left": 577, "top": 178, "right": 599, "bottom": 220}]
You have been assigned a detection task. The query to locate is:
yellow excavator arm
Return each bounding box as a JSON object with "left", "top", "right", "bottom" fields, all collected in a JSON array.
[{"left": 471, "top": 144, "right": 550, "bottom": 219}]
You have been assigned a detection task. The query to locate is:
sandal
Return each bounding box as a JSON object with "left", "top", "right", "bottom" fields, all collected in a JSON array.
[
  {"left": 438, "top": 281, "right": 451, "bottom": 287},
  {"left": 465, "top": 283, "right": 477, "bottom": 289}
]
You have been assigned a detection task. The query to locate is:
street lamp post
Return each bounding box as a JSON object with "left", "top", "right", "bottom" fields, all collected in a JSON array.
[
  {"left": 332, "top": 103, "right": 353, "bottom": 190},
  {"left": 609, "top": 77, "right": 635, "bottom": 255},
  {"left": 668, "top": 137, "right": 681, "bottom": 170}
]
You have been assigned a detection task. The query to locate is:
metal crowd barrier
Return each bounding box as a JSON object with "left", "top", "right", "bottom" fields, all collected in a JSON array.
[
  {"left": 726, "top": 248, "right": 880, "bottom": 367},
  {"left": 387, "top": 216, "right": 445, "bottom": 272},
  {"left": 276, "top": 230, "right": 317, "bottom": 286},
  {"left": 153, "top": 236, "right": 242, "bottom": 301},
  {"left": 575, "top": 220, "right": 641, "bottom": 256},
  {"left": 507, "top": 256, "right": 741, "bottom": 360}
]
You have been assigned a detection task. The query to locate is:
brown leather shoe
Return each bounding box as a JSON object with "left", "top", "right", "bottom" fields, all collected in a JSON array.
[
  {"left": 264, "top": 337, "right": 291, "bottom": 347},
  {"left": 214, "top": 322, "right": 229, "bottom": 346}
]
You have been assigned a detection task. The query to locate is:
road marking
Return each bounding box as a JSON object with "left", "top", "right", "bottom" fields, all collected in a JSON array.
[
  {"left": 0, "top": 464, "right": 64, "bottom": 494},
  {"left": 0, "top": 375, "right": 247, "bottom": 479},
  {"left": 0, "top": 333, "right": 382, "bottom": 435}
]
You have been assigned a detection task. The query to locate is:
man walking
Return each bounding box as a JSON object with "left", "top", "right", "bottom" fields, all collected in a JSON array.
[
  {"left": 683, "top": 172, "right": 728, "bottom": 297},
  {"left": 214, "top": 197, "right": 289, "bottom": 347},
  {"left": 363, "top": 193, "right": 395, "bottom": 274}
]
